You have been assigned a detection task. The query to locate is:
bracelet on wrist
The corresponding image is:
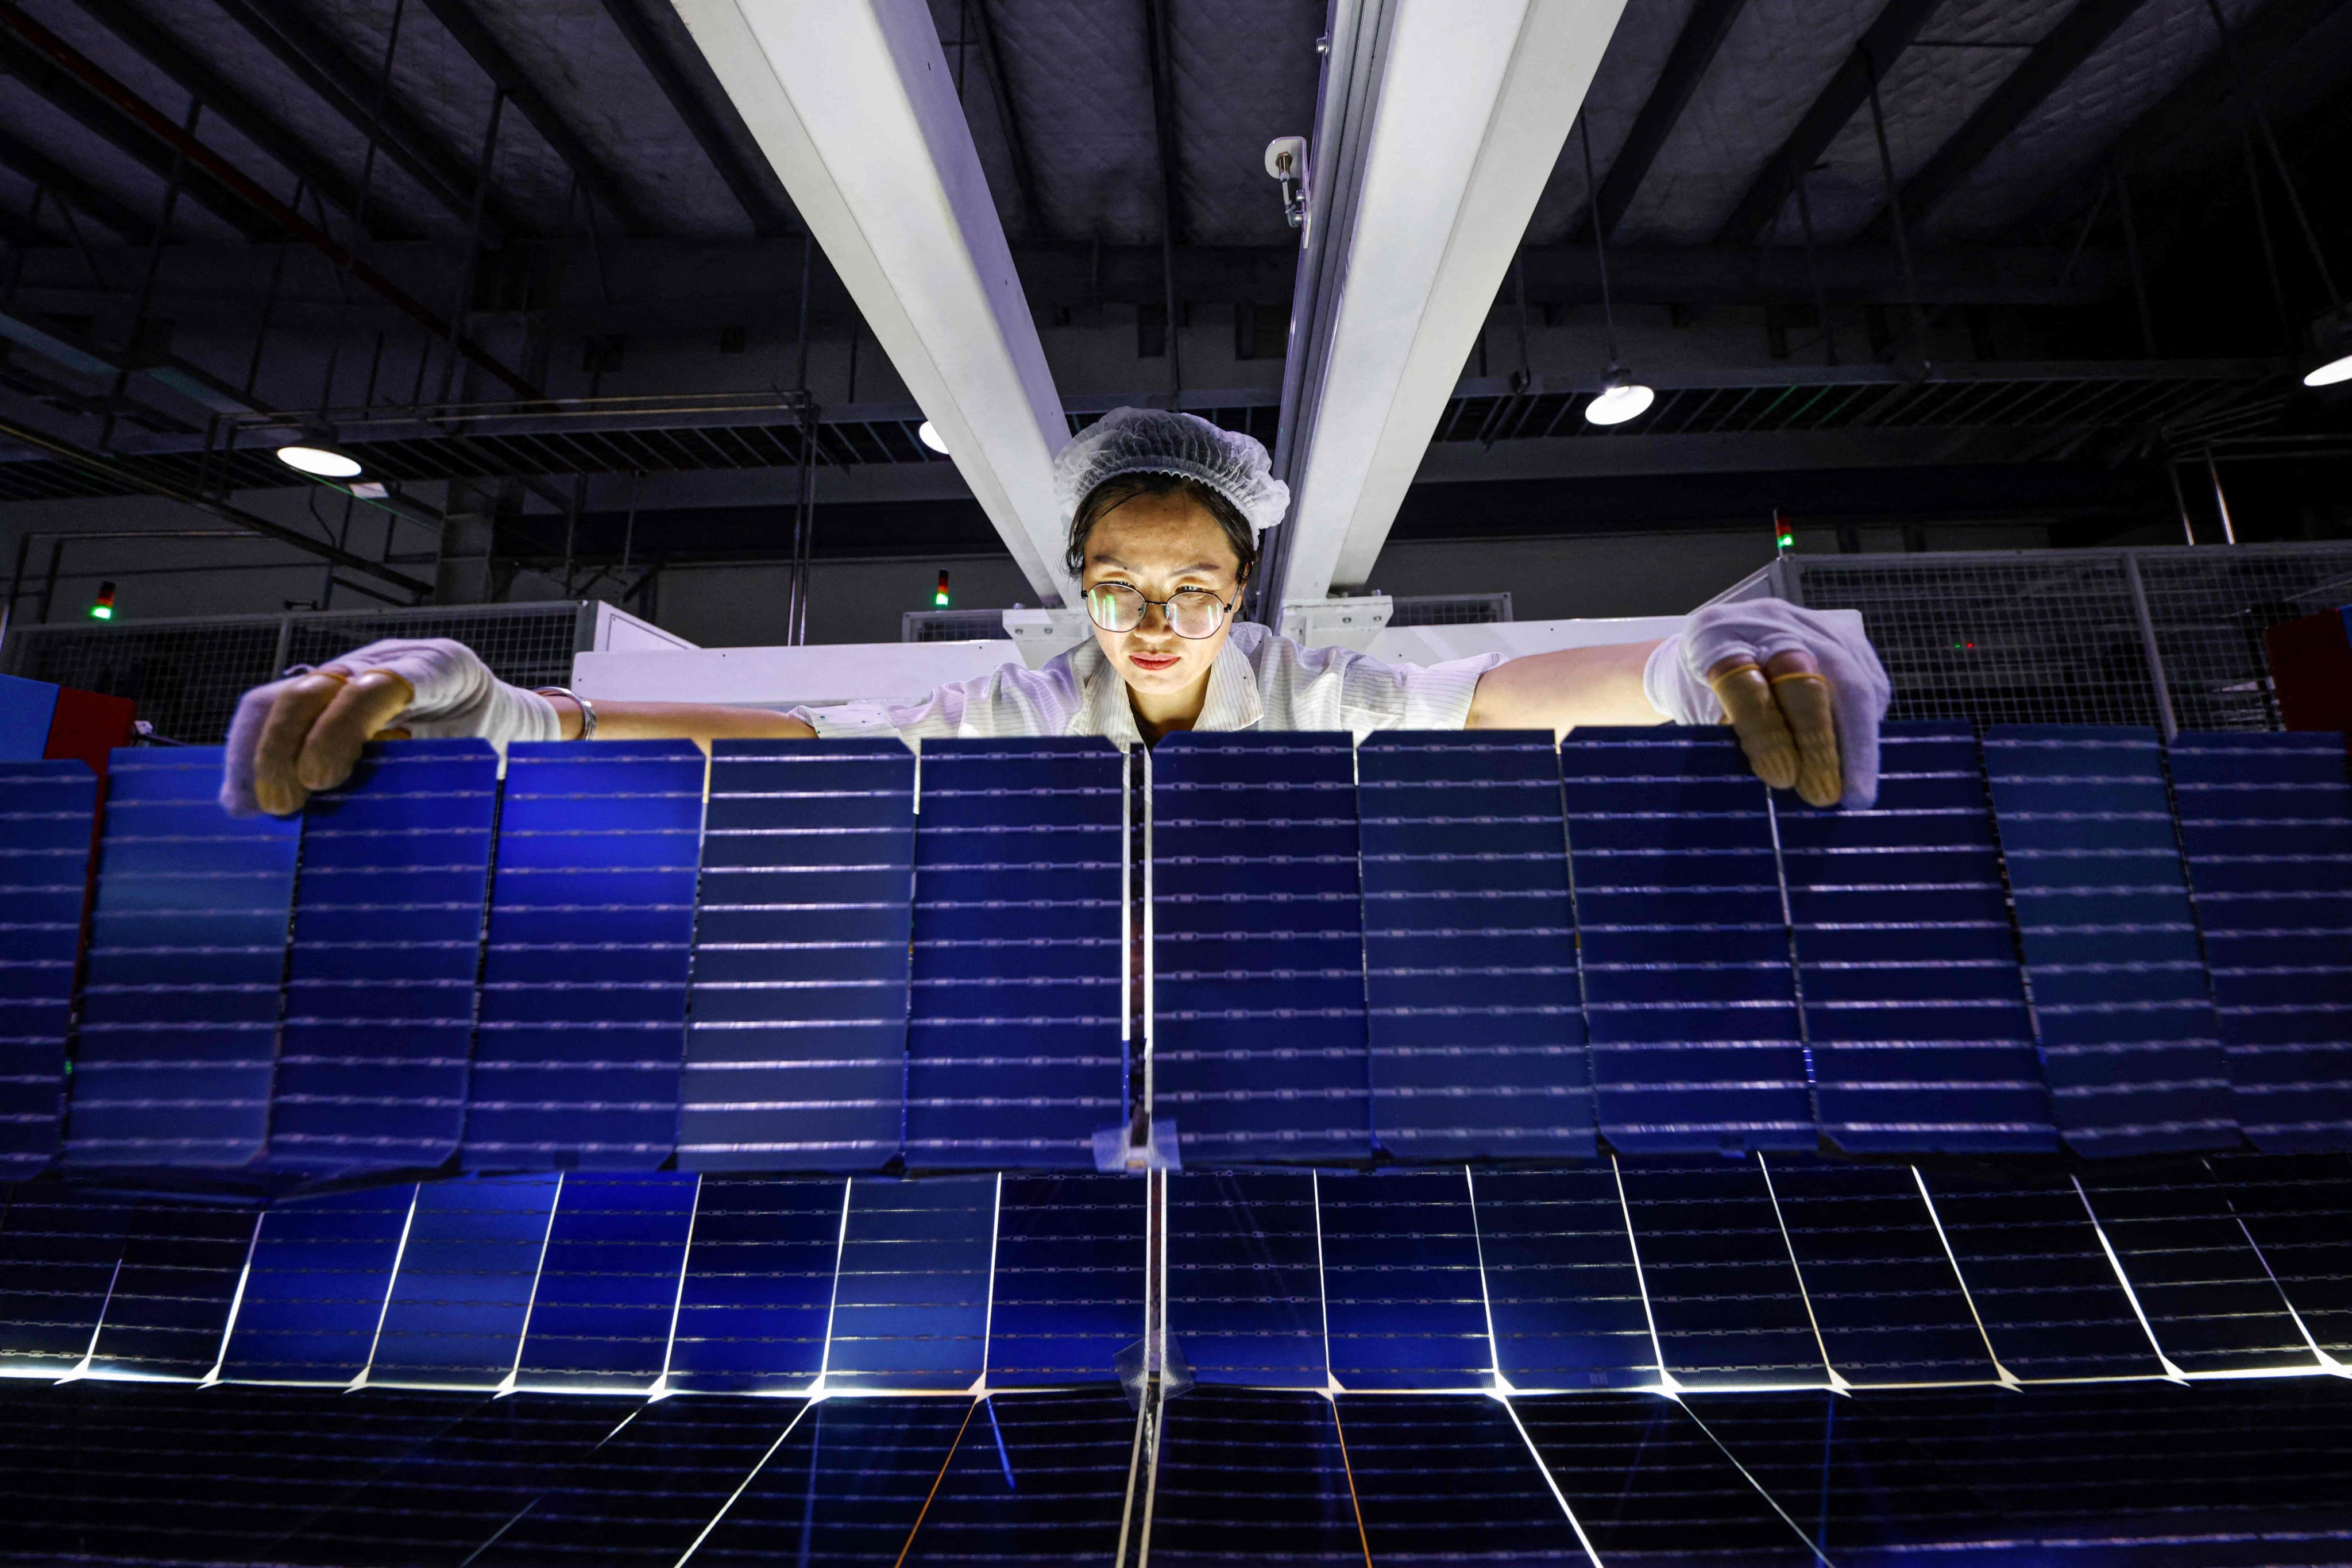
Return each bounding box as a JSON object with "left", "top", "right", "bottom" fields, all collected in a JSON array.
[{"left": 534, "top": 686, "right": 597, "bottom": 740}]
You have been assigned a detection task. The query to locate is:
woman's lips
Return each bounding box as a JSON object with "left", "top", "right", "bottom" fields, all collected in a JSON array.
[{"left": 1127, "top": 651, "right": 1181, "bottom": 672}]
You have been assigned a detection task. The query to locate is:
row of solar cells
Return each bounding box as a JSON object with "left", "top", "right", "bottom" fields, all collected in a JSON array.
[
  {"left": 6, "top": 1377, "right": 2352, "bottom": 1566},
  {"left": 3, "top": 723, "right": 2348, "bottom": 1176},
  {"left": 3, "top": 1153, "right": 2346, "bottom": 1393}
]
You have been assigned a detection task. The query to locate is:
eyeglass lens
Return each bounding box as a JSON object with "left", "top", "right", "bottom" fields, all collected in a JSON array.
[{"left": 1086, "top": 584, "right": 1226, "bottom": 639}]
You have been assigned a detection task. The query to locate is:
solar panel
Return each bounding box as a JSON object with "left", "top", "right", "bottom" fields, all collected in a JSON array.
[
  {"left": 2076, "top": 1163, "right": 2323, "bottom": 1373},
  {"left": 682, "top": 739, "right": 913, "bottom": 1172},
  {"left": 898, "top": 1389, "right": 1136, "bottom": 1563},
  {"left": 270, "top": 739, "right": 499, "bottom": 1175},
  {"left": 821, "top": 1175, "right": 995, "bottom": 1390},
  {"left": 1473, "top": 1166, "right": 1660, "bottom": 1392},
  {"left": 688, "top": 1396, "right": 973, "bottom": 1563},
  {"left": 1165, "top": 1171, "right": 1326, "bottom": 1388},
  {"left": 1983, "top": 725, "right": 2237, "bottom": 1156},
  {"left": 515, "top": 1173, "right": 697, "bottom": 1392},
  {"left": 466, "top": 741, "right": 703, "bottom": 1169},
  {"left": 218, "top": 1184, "right": 414, "bottom": 1384},
  {"left": 986, "top": 1173, "right": 1143, "bottom": 1388},
  {"left": 1778, "top": 723, "right": 2054, "bottom": 1154},
  {"left": 1148, "top": 1387, "right": 1368, "bottom": 1562},
  {"left": 909, "top": 737, "right": 1125, "bottom": 1169},
  {"left": 1153, "top": 732, "right": 1370, "bottom": 1165},
  {"left": 83, "top": 1200, "right": 255, "bottom": 1378},
  {"left": 1318, "top": 1169, "right": 1492, "bottom": 1391},
  {"left": 1914, "top": 1172, "right": 2164, "bottom": 1380},
  {"left": 2210, "top": 1152, "right": 2352, "bottom": 1360},
  {"left": 0, "top": 1185, "right": 129, "bottom": 1374},
  {"left": 1760, "top": 1156, "right": 1996, "bottom": 1385},
  {"left": 1355, "top": 732, "right": 1592, "bottom": 1163},
  {"left": 67, "top": 747, "right": 301, "bottom": 1167},
  {"left": 1616, "top": 1158, "right": 1830, "bottom": 1388},
  {"left": 2166, "top": 731, "right": 2352, "bottom": 1151},
  {"left": 663, "top": 1175, "right": 843, "bottom": 1393},
  {"left": 365, "top": 1173, "right": 561, "bottom": 1388},
  {"left": 0, "top": 759, "right": 94, "bottom": 1175},
  {"left": 1341, "top": 1395, "right": 1585, "bottom": 1562},
  {"left": 1559, "top": 728, "right": 1813, "bottom": 1153}
]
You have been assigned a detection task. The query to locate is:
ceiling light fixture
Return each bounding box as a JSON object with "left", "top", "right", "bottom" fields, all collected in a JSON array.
[
  {"left": 2302, "top": 307, "right": 2352, "bottom": 388},
  {"left": 916, "top": 420, "right": 949, "bottom": 454},
  {"left": 275, "top": 443, "right": 363, "bottom": 480},
  {"left": 1576, "top": 115, "right": 1653, "bottom": 430}
]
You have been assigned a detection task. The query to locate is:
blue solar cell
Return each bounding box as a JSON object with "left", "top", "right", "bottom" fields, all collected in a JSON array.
[
  {"left": 1617, "top": 1158, "right": 1830, "bottom": 1388},
  {"left": 1153, "top": 732, "right": 1369, "bottom": 1164},
  {"left": 909, "top": 737, "right": 1125, "bottom": 1170},
  {"left": 219, "top": 1185, "right": 412, "bottom": 1384},
  {"left": 0, "top": 760, "right": 94, "bottom": 1175},
  {"left": 1984, "top": 725, "right": 2236, "bottom": 1157},
  {"left": 682, "top": 739, "right": 913, "bottom": 1172},
  {"left": 273, "top": 740, "right": 498, "bottom": 1174},
  {"left": 515, "top": 1172, "right": 697, "bottom": 1391},
  {"left": 1355, "top": 731, "right": 1592, "bottom": 1161},
  {"left": 1165, "top": 1171, "right": 1325, "bottom": 1388},
  {"left": 1779, "top": 724, "right": 2054, "bottom": 1154},
  {"left": 1343, "top": 1395, "right": 1586, "bottom": 1563},
  {"left": 466, "top": 742, "right": 703, "bottom": 1169},
  {"left": 84, "top": 1201, "right": 256, "bottom": 1378},
  {"left": 987, "top": 1174, "right": 1143, "bottom": 1387},
  {"left": 67, "top": 748, "right": 300, "bottom": 1167},
  {"left": 665, "top": 1176, "right": 843, "bottom": 1393},
  {"left": 2166, "top": 731, "right": 2352, "bottom": 1152},
  {"left": 1915, "top": 1172, "right": 2164, "bottom": 1380},
  {"left": 1559, "top": 728, "right": 1813, "bottom": 1153},
  {"left": 366, "top": 1173, "right": 561, "bottom": 1387},
  {"left": 899, "top": 1389, "right": 1136, "bottom": 1563},
  {"left": 0, "top": 1185, "right": 130, "bottom": 1373},
  {"left": 1318, "top": 1169, "right": 1492, "bottom": 1390},
  {"left": 822, "top": 1175, "right": 995, "bottom": 1390},
  {"left": 1760, "top": 1156, "right": 1996, "bottom": 1385},
  {"left": 1150, "top": 1389, "right": 1366, "bottom": 1561},
  {"left": 1474, "top": 1166, "right": 1659, "bottom": 1391},
  {"left": 692, "top": 1398, "right": 972, "bottom": 1565}
]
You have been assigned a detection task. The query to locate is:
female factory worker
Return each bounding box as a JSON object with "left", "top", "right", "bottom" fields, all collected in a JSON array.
[{"left": 221, "top": 407, "right": 1889, "bottom": 817}]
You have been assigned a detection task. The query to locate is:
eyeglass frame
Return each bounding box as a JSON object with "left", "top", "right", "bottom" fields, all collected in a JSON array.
[{"left": 1082, "top": 580, "right": 1238, "bottom": 639}]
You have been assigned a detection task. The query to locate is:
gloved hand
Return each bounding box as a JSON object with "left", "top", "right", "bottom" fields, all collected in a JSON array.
[
  {"left": 1643, "top": 600, "right": 1891, "bottom": 809},
  {"left": 220, "top": 638, "right": 561, "bottom": 816}
]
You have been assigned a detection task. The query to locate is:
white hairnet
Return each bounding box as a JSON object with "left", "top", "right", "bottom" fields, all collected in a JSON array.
[{"left": 1053, "top": 406, "right": 1291, "bottom": 534}]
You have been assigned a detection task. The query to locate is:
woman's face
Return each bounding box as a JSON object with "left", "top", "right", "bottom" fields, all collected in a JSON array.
[{"left": 1078, "top": 490, "right": 1246, "bottom": 711}]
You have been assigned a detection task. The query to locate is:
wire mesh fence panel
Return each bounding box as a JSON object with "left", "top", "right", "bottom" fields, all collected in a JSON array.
[
  {"left": 284, "top": 607, "right": 581, "bottom": 694},
  {"left": 2134, "top": 546, "right": 2352, "bottom": 732},
  {"left": 1793, "top": 554, "right": 2165, "bottom": 729},
  {"left": 1385, "top": 593, "right": 1512, "bottom": 628},
  {"left": 900, "top": 610, "right": 1010, "bottom": 643}
]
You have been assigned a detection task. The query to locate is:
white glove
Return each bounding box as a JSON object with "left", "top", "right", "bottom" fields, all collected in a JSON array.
[
  {"left": 1643, "top": 600, "right": 1891, "bottom": 809},
  {"left": 220, "top": 638, "right": 559, "bottom": 815}
]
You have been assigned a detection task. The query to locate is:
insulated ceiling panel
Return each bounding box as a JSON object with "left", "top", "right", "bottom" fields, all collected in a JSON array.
[
  {"left": 219, "top": 1185, "right": 414, "bottom": 1385},
  {"left": 1316, "top": 1169, "right": 1492, "bottom": 1392},
  {"left": 909, "top": 737, "right": 1124, "bottom": 1171},
  {"left": 0, "top": 759, "right": 93, "bottom": 1175},
  {"left": 366, "top": 1173, "right": 561, "bottom": 1389},
  {"left": 1163, "top": 0, "right": 1325, "bottom": 245},
  {"left": 898, "top": 1388, "right": 1136, "bottom": 1564},
  {"left": 1474, "top": 1165, "right": 1660, "bottom": 1392},
  {"left": 67, "top": 747, "right": 299, "bottom": 1167},
  {"left": 1149, "top": 1387, "right": 1368, "bottom": 1562},
  {"left": 2210, "top": 1152, "right": 2352, "bottom": 1361},
  {"left": 0, "top": 1185, "right": 129, "bottom": 1374},
  {"left": 515, "top": 1172, "right": 697, "bottom": 1392},
  {"left": 1356, "top": 732, "right": 1592, "bottom": 1162},
  {"left": 663, "top": 1175, "right": 842, "bottom": 1394},
  {"left": 1561, "top": 728, "right": 1813, "bottom": 1154},
  {"left": 1154, "top": 733, "right": 1369, "bottom": 1165},
  {"left": 1778, "top": 723, "right": 2054, "bottom": 1155},
  {"left": 821, "top": 1175, "right": 994, "bottom": 1391},
  {"left": 682, "top": 739, "right": 913, "bottom": 1172},
  {"left": 984, "top": 0, "right": 1159, "bottom": 245},
  {"left": 1342, "top": 1395, "right": 1585, "bottom": 1563},
  {"left": 1616, "top": 1158, "right": 1830, "bottom": 1389},
  {"left": 986, "top": 1173, "right": 1143, "bottom": 1389},
  {"left": 1984, "top": 726, "right": 2236, "bottom": 1156},
  {"left": 1165, "top": 1170, "right": 1326, "bottom": 1389},
  {"left": 690, "top": 1397, "right": 972, "bottom": 1563},
  {"left": 2166, "top": 731, "right": 2352, "bottom": 1152},
  {"left": 273, "top": 739, "right": 499, "bottom": 1175},
  {"left": 1917, "top": 1172, "right": 2163, "bottom": 1380},
  {"left": 83, "top": 1200, "right": 256, "bottom": 1379},
  {"left": 466, "top": 742, "right": 704, "bottom": 1169}
]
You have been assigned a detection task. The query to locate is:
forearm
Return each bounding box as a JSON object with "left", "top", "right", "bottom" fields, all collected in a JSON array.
[
  {"left": 1465, "top": 639, "right": 1667, "bottom": 737},
  {"left": 542, "top": 694, "right": 817, "bottom": 747}
]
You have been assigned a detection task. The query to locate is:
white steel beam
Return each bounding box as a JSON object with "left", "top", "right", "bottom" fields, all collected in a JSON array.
[
  {"left": 669, "top": 0, "right": 1076, "bottom": 605},
  {"left": 1263, "top": 0, "right": 1628, "bottom": 607}
]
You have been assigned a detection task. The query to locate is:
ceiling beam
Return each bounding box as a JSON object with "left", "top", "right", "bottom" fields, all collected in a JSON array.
[
  {"left": 966, "top": 0, "right": 1044, "bottom": 240},
  {"left": 670, "top": 0, "right": 1077, "bottom": 604},
  {"left": 415, "top": 0, "right": 655, "bottom": 235},
  {"left": 67, "top": 0, "right": 391, "bottom": 240},
  {"left": 1712, "top": 0, "right": 1940, "bottom": 247},
  {"left": 593, "top": 0, "right": 794, "bottom": 237},
  {"left": 1260, "top": 0, "right": 1631, "bottom": 605},
  {"left": 0, "top": 124, "right": 157, "bottom": 244},
  {"left": 1863, "top": 0, "right": 2153, "bottom": 242},
  {"left": 1584, "top": 0, "right": 1748, "bottom": 240},
  {"left": 208, "top": 0, "right": 512, "bottom": 245}
]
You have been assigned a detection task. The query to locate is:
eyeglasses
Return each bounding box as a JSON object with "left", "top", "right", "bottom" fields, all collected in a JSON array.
[{"left": 1084, "top": 582, "right": 1233, "bottom": 639}]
